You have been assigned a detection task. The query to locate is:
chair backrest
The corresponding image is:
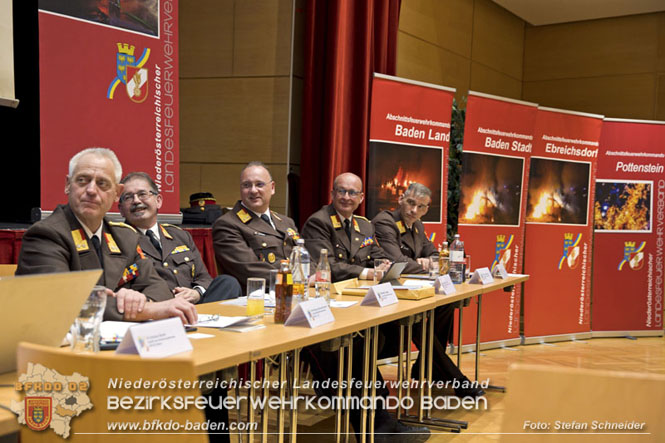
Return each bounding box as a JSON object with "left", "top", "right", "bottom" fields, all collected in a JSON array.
[
  {"left": 500, "top": 363, "right": 665, "bottom": 442},
  {"left": 0, "top": 264, "right": 17, "bottom": 277},
  {"left": 16, "top": 342, "right": 207, "bottom": 442}
]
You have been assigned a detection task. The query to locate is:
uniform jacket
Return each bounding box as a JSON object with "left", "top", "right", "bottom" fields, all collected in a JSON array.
[
  {"left": 137, "top": 223, "right": 213, "bottom": 291},
  {"left": 301, "top": 204, "right": 389, "bottom": 282},
  {"left": 16, "top": 204, "right": 172, "bottom": 320},
  {"left": 212, "top": 201, "right": 299, "bottom": 289},
  {"left": 372, "top": 208, "right": 437, "bottom": 274}
]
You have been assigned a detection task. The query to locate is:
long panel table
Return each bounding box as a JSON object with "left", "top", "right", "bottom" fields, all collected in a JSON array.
[{"left": 0, "top": 275, "right": 527, "bottom": 441}]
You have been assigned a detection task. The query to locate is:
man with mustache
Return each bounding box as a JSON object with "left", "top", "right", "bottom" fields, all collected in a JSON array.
[
  {"left": 16, "top": 148, "right": 197, "bottom": 324},
  {"left": 119, "top": 172, "right": 242, "bottom": 303}
]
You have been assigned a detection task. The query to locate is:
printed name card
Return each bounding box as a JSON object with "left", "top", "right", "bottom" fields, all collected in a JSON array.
[
  {"left": 116, "top": 317, "right": 192, "bottom": 358},
  {"left": 285, "top": 297, "right": 335, "bottom": 328},
  {"left": 469, "top": 267, "right": 494, "bottom": 285},
  {"left": 493, "top": 263, "right": 509, "bottom": 279},
  {"left": 435, "top": 274, "right": 456, "bottom": 295},
  {"left": 361, "top": 283, "right": 399, "bottom": 307}
]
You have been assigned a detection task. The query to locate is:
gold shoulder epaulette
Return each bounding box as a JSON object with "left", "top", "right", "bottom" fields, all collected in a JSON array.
[
  {"left": 161, "top": 223, "right": 183, "bottom": 230},
  {"left": 354, "top": 215, "right": 369, "bottom": 221},
  {"left": 109, "top": 221, "right": 137, "bottom": 233}
]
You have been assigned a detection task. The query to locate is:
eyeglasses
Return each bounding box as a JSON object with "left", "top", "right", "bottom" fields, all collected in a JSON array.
[
  {"left": 241, "top": 181, "right": 272, "bottom": 190},
  {"left": 334, "top": 188, "right": 362, "bottom": 198},
  {"left": 120, "top": 190, "right": 158, "bottom": 203},
  {"left": 405, "top": 198, "right": 429, "bottom": 211}
]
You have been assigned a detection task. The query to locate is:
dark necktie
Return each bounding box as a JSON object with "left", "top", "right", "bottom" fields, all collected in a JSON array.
[
  {"left": 90, "top": 235, "right": 104, "bottom": 269},
  {"left": 146, "top": 230, "right": 162, "bottom": 254},
  {"left": 344, "top": 219, "right": 352, "bottom": 240},
  {"left": 260, "top": 214, "right": 273, "bottom": 229}
]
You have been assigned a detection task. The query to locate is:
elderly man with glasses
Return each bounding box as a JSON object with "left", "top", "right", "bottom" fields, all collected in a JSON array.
[
  {"left": 119, "top": 172, "right": 242, "bottom": 304},
  {"left": 212, "top": 161, "right": 300, "bottom": 293},
  {"left": 301, "top": 172, "right": 391, "bottom": 281},
  {"left": 301, "top": 172, "right": 430, "bottom": 442},
  {"left": 16, "top": 148, "right": 197, "bottom": 324}
]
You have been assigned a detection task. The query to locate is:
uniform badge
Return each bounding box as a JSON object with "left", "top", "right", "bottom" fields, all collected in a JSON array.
[
  {"left": 271, "top": 211, "right": 283, "bottom": 221},
  {"left": 71, "top": 229, "right": 89, "bottom": 252},
  {"left": 353, "top": 218, "right": 361, "bottom": 232},
  {"left": 237, "top": 208, "right": 252, "bottom": 224},
  {"left": 286, "top": 228, "right": 300, "bottom": 240},
  {"left": 396, "top": 220, "right": 406, "bottom": 234},
  {"left": 268, "top": 252, "right": 276, "bottom": 263},
  {"left": 119, "top": 263, "right": 139, "bottom": 286},
  {"left": 25, "top": 397, "right": 51, "bottom": 431},
  {"left": 360, "top": 237, "right": 374, "bottom": 248},
  {"left": 330, "top": 215, "right": 342, "bottom": 229},
  {"left": 104, "top": 232, "right": 121, "bottom": 254},
  {"left": 136, "top": 245, "right": 146, "bottom": 259},
  {"left": 170, "top": 245, "right": 191, "bottom": 254},
  {"left": 160, "top": 224, "right": 174, "bottom": 239}
]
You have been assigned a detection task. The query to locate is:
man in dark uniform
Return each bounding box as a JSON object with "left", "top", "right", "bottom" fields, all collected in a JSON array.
[
  {"left": 16, "top": 148, "right": 197, "bottom": 324},
  {"left": 301, "top": 172, "right": 430, "bottom": 442},
  {"left": 119, "top": 172, "right": 242, "bottom": 303},
  {"left": 212, "top": 162, "right": 300, "bottom": 292},
  {"left": 373, "top": 183, "right": 484, "bottom": 398},
  {"left": 301, "top": 172, "right": 391, "bottom": 281}
]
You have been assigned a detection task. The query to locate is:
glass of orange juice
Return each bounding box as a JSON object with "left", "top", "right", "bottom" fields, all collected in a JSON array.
[{"left": 246, "top": 277, "right": 266, "bottom": 315}]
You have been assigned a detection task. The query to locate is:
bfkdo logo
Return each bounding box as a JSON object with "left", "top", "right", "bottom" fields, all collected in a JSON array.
[
  {"left": 11, "top": 363, "right": 92, "bottom": 439},
  {"left": 491, "top": 234, "right": 513, "bottom": 272},
  {"left": 107, "top": 42, "right": 151, "bottom": 103},
  {"left": 618, "top": 241, "right": 645, "bottom": 271},
  {"left": 558, "top": 233, "right": 581, "bottom": 270}
]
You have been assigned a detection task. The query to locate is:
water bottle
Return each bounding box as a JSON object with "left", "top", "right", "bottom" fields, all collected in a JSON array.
[
  {"left": 315, "top": 248, "right": 331, "bottom": 304},
  {"left": 450, "top": 234, "right": 465, "bottom": 284},
  {"left": 290, "top": 239, "right": 310, "bottom": 303}
]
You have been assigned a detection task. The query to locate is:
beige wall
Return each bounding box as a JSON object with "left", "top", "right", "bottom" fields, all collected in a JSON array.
[
  {"left": 397, "top": 0, "right": 525, "bottom": 103},
  {"left": 523, "top": 13, "right": 665, "bottom": 120},
  {"left": 179, "top": 0, "right": 302, "bottom": 215}
]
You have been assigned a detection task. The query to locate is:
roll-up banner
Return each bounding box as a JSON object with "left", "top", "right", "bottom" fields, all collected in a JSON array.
[
  {"left": 454, "top": 92, "right": 538, "bottom": 349},
  {"left": 523, "top": 107, "right": 603, "bottom": 343},
  {"left": 591, "top": 118, "right": 665, "bottom": 337},
  {"left": 366, "top": 73, "right": 455, "bottom": 242},
  {"left": 38, "top": 0, "right": 180, "bottom": 220}
]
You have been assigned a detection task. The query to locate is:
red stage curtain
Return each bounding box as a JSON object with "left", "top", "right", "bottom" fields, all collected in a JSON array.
[{"left": 299, "top": 0, "right": 400, "bottom": 224}]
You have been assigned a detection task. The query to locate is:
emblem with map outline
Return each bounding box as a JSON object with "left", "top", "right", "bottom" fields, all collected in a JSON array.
[{"left": 11, "top": 363, "right": 92, "bottom": 439}]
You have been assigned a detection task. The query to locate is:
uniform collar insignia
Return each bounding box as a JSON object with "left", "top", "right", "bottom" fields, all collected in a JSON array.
[
  {"left": 353, "top": 218, "right": 360, "bottom": 233},
  {"left": 159, "top": 224, "right": 173, "bottom": 239},
  {"left": 71, "top": 229, "right": 89, "bottom": 252},
  {"left": 396, "top": 220, "right": 406, "bottom": 234},
  {"left": 271, "top": 211, "right": 282, "bottom": 221},
  {"left": 171, "top": 245, "right": 190, "bottom": 254},
  {"left": 104, "top": 232, "right": 121, "bottom": 254},
  {"left": 330, "top": 215, "right": 342, "bottom": 229},
  {"left": 237, "top": 208, "right": 251, "bottom": 224}
]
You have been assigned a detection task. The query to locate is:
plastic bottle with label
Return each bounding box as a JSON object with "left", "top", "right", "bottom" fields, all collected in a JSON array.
[
  {"left": 449, "top": 234, "right": 465, "bottom": 284},
  {"left": 314, "top": 249, "right": 331, "bottom": 304},
  {"left": 290, "top": 239, "right": 311, "bottom": 303}
]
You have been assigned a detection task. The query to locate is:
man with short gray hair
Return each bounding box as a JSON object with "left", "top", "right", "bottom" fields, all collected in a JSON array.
[
  {"left": 373, "top": 182, "right": 484, "bottom": 398},
  {"left": 17, "top": 148, "right": 197, "bottom": 324}
]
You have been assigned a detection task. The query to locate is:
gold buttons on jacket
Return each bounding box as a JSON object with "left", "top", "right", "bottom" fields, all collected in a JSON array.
[
  {"left": 173, "top": 270, "right": 178, "bottom": 274},
  {"left": 184, "top": 257, "right": 190, "bottom": 262},
  {"left": 163, "top": 262, "right": 168, "bottom": 267},
  {"left": 262, "top": 242, "right": 267, "bottom": 248}
]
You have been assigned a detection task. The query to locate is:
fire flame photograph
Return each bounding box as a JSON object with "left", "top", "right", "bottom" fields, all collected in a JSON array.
[
  {"left": 39, "top": 0, "right": 159, "bottom": 37},
  {"left": 366, "top": 141, "right": 442, "bottom": 222},
  {"left": 594, "top": 180, "right": 652, "bottom": 232},
  {"left": 459, "top": 152, "right": 524, "bottom": 226},
  {"left": 526, "top": 157, "right": 591, "bottom": 225}
]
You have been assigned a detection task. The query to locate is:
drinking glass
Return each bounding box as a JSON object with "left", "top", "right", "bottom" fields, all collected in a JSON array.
[
  {"left": 246, "top": 278, "right": 266, "bottom": 315},
  {"left": 70, "top": 286, "right": 107, "bottom": 353}
]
